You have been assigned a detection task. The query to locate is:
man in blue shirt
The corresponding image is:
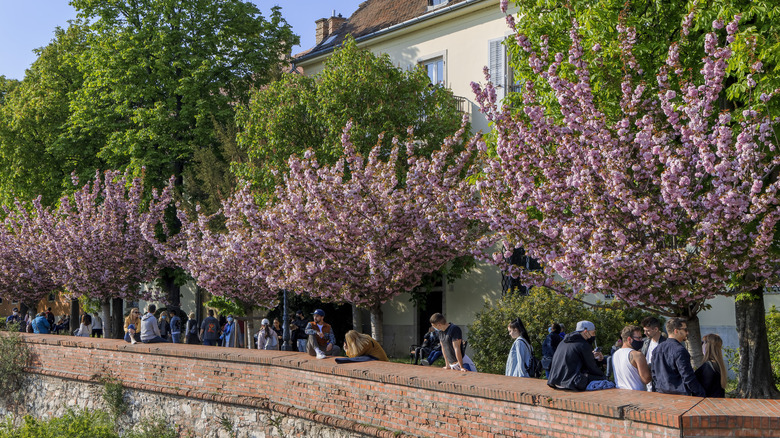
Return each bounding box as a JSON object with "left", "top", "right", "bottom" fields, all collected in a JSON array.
[{"left": 651, "top": 317, "right": 706, "bottom": 397}]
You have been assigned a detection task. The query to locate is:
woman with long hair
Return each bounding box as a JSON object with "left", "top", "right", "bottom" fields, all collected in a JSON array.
[
  {"left": 695, "top": 333, "right": 727, "bottom": 398},
  {"left": 124, "top": 308, "right": 142, "bottom": 343},
  {"left": 77, "top": 313, "right": 92, "bottom": 337},
  {"left": 506, "top": 317, "right": 533, "bottom": 377},
  {"left": 344, "top": 330, "right": 388, "bottom": 361}
]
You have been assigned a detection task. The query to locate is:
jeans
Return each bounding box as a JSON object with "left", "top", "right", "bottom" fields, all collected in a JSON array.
[
  {"left": 171, "top": 333, "right": 181, "bottom": 344},
  {"left": 142, "top": 336, "right": 167, "bottom": 343},
  {"left": 202, "top": 339, "right": 217, "bottom": 346},
  {"left": 297, "top": 339, "right": 307, "bottom": 352}
]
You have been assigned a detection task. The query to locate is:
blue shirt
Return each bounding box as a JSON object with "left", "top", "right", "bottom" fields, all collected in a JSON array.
[{"left": 651, "top": 338, "right": 705, "bottom": 397}]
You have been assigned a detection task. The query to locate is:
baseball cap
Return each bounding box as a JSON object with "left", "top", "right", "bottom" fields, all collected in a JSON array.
[
  {"left": 312, "top": 309, "right": 325, "bottom": 317},
  {"left": 12, "top": 308, "right": 18, "bottom": 313},
  {"left": 295, "top": 310, "right": 304, "bottom": 316},
  {"left": 576, "top": 321, "right": 595, "bottom": 332},
  {"left": 261, "top": 318, "right": 270, "bottom": 325}
]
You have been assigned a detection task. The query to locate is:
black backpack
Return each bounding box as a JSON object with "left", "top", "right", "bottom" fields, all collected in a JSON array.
[{"left": 520, "top": 338, "right": 543, "bottom": 378}]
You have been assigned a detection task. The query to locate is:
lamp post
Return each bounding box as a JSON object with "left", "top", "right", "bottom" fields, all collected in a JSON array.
[{"left": 281, "top": 289, "right": 292, "bottom": 351}]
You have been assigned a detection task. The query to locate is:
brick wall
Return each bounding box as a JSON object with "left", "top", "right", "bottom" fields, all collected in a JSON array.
[{"left": 19, "top": 334, "right": 780, "bottom": 438}]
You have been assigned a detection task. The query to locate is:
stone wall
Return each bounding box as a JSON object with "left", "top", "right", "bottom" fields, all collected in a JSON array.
[{"left": 14, "top": 334, "right": 780, "bottom": 437}]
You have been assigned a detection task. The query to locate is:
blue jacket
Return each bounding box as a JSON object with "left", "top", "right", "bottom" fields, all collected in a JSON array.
[
  {"left": 31, "top": 315, "right": 51, "bottom": 334},
  {"left": 651, "top": 338, "right": 706, "bottom": 397},
  {"left": 506, "top": 337, "right": 532, "bottom": 377}
]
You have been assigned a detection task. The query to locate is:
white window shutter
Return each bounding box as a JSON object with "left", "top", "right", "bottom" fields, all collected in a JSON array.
[{"left": 489, "top": 39, "right": 505, "bottom": 101}]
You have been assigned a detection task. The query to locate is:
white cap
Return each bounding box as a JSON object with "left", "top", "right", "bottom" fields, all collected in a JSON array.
[{"left": 261, "top": 318, "right": 270, "bottom": 325}]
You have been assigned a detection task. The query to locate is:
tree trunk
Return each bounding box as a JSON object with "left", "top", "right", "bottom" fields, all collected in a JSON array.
[
  {"left": 370, "top": 304, "right": 383, "bottom": 344},
  {"left": 101, "top": 299, "right": 111, "bottom": 338},
  {"left": 70, "top": 298, "right": 79, "bottom": 333},
  {"left": 163, "top": 271, "right": 181, "bottom": 314},
  {"left": 735, "top": 286, "right": 780, "bottom": 398},
  {"left": 352, "top": 304, "right": 362, "bottom": 333},
  {"left": 111, "top": 298, "right": 124, "bottom": 339},
  {"left": 246, "top": 306, "right": 256, "bottom": 350},
  {"left": 683, "top": 314, "right": 703, "bottom": 368}
]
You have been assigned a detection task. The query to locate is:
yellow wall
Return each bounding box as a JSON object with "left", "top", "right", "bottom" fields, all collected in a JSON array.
[{"left": 297, "top": 0, "right": 512, "bottom": 134}]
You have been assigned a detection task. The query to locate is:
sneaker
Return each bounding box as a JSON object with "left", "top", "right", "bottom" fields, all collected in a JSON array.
[
  {"left": 421, "top": 359, "right": 429, "bottom": 366},
  {"left": 315, "top": 350, "right": 327, "bottom": 360}
]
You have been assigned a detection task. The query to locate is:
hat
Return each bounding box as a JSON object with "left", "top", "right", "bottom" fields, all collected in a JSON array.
[
  {"left": 295, "top": 309, "right": 304, "bottom": 316},
  {"left": 576, "top": 321, "right": 595, "bottom": 332},
  {"left": 312, "top": 309, "right": 325, "bottom": 317},
  {"left": 127, "top": 324, "right": 136, "bottom": 331},
  {"left": 261, "top": 318, "right": 270, "bottom": 325},
  {"left": 12, "top": 308, "right": 18, "bottom": 313}
]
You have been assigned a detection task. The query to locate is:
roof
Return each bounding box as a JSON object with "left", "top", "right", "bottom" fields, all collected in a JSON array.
[{"left": 294, "top": 0, "right": 471, "bottom": 62}]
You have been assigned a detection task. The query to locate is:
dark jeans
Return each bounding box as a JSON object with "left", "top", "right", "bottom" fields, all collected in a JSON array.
[
  {"left": 142, "top": 336, "right": 168, "bottom": 343},
  {"left": 171, "top": 333, "right": 181, "bottom": 344},
  {"left": 124, "top": 332, "right": 141, "bottom": 343},
  {"left": 202, "top": 339, "right": 217, "bottom": 346}
]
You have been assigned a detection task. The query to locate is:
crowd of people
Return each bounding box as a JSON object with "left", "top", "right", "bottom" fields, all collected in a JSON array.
[
  {"left": 8, "top": 304, "right": 729, "bottom": 397},
  {"left": 505, "top": 315, "right": 727, "bottom": 398}
]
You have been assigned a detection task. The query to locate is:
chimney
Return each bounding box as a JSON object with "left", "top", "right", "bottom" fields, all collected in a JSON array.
[
  {"left": 315, "top": 18, "right": 329, "bottom": 45},
  {"left": 315, "top": 13, "right": 347, "bottom": 46},
  {"left": 328, "top": 13, "right": 347, "bottom": 36}
]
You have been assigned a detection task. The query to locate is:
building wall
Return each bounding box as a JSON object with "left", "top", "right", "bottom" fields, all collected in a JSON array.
[
  {"left": 17, "top": 334, "right": 780, "bottom": 438},
  {"left": 0, "top": 292, "right": 75, "bottom": 321},
  {"left": 297, "top": 0, "right": 512, "bottom": 134}
]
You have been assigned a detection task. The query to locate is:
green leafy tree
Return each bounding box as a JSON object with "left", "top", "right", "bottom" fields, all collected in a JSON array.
[
  {"left": 468, "top": 288, "right": 657, "bottom": 375},
  {"left": 236, "top": 36, "right": 466, "bottom": 200},
  {"left": 0, "top": 24, "right": 103, "bottom": 206}
]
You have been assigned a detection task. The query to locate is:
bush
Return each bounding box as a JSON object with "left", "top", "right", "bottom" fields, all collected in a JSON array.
[
  {"left": 0, "top": 329, "right": 30, "bottom": 400},
  {"left": 0, "top": 409, "right": 118, "bottom": 438},
  {"left": 467, "top": 287, "right": 657, "bottom": 375},
  {"left": 123, "top": 416, "right": 178, "bottom": 438},
  {"left": 765, "top": 305, "right": 780, "bottom": 385}
]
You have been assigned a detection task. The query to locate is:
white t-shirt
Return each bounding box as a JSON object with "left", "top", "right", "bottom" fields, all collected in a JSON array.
[{"left": 645, "top": 339, "right": 659, "bottom": 391}]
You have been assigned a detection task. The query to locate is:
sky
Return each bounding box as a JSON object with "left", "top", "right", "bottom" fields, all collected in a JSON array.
[{"left": 0, "top": 0, "right": 365, "bottom": 80}]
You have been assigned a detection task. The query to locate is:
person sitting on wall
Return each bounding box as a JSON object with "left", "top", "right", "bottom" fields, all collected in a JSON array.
[
  {"left": 140, "top": 304, "right": 167, "bottom": 343},
  {"left": 429, "top": 313, "right": 477, "bottom": 372},
  {"left": 344, "top": 330, "right": 388, "bottom": 361},
  {"left": 652, "top": 317, "right": 705, "bottom": 397},
  {"left": 200, "top": 309, "right": 221, "bottom": 346},
  {"left": 612, "top": 325, "right": 652, "bottom": 391},
  {"left": 305, "top": 309, "right": 341, "bottom": 359},
  {"left": 31, "top": 312, "right": 51, "bottom": 334},
  {"left": 124, "top": 308, "right": 142, "bottom": 343},
  {"left": 547, "top": 320, "right": 613, "bottom": 391},
  {"left": 411, "top": 326, "right": 441, "bottom": 366}
]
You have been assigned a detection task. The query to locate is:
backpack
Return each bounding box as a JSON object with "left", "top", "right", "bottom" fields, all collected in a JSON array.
[{"left": 519, "top": 338, "right": 543, "bottom": 378}]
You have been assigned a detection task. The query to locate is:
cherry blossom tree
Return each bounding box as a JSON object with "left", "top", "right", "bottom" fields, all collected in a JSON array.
[
  {"left": 0, "top": 199, "right": 62, "bottom": 314},
  {"left": 45, "top": 170, "right": 172, "bottom": 338},
  {"left": 168, "top": 185, "right": 282, "bottom": 310},
  {"left": 264, "top": 123, "right": 481, "bottom": 342},
  {"left": 470, "top": 12, "right": 779, "bottom": 396}
]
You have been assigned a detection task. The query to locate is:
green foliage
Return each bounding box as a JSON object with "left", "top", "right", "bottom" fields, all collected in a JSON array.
[
  {"left": 0, "top": 409, "right": 118, "bottom": 438},
  {"left": 765, "top": 305, "right": 780, "bottom": 384},
  {"left": 467, "top": 287, "right": 656, "bottom": 375},
  {"left": 204, "top": 295, "right": 248, "bottom": 317},
  {"left": 236, "top": 35, "right": 466, "bottom": 201},
  {"left": 0, "top": 330, "right": 30, "bottom": 400},
  {"left": 507, "top": 0, "right": 780, "bottom": 122},
  {"left": 101, "top": 376, "right": 127, "bottom": 420},
  {"left": 79, "top": 296, "right": 102, "bottom": 316}
]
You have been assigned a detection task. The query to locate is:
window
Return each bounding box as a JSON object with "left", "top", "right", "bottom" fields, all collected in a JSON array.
[
  {"left": 423, "top": 58, "right": 444, "bottom": 85},
  {"left": 48, "top": 293, "right": 55, "bottom": 302},
  {"left": 429, "top": 0, "right": 448, "bottom": 6},
  {"left": 488, "top": 38, "right": 507, "bottom": 100}
]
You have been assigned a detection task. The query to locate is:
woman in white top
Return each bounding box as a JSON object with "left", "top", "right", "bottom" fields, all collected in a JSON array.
[
  {"left": 613, "top": 325, "right": 652, "bottom": 390},
  {"left": 77, "top": 314, "right": 92, "bottom": 337},
  {"left": 256, "top": 318, "right": 279, "bottom": 350}
]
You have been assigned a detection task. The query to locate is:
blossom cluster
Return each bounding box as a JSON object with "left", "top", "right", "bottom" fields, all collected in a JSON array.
[{"left": 469, "top": 13, "right": 780, "bottom": 308}]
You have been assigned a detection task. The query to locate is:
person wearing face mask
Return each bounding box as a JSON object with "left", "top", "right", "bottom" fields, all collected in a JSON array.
[
  {"left": 547, "top": 320, "right": 611, "bottom": 391},
  {"left": 612, "top": 325, "right": 652, "bottom": 390},
  {"left": 222, "top": 315, "right": 244, "bottom": 348}
]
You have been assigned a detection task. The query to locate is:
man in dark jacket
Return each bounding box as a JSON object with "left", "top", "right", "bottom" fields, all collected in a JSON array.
[
  {"left": 547, "top": 321, "right": 608, "bottom": 391},
  {"left": 651, "top": 318, "right": 705, "bottom": 397}
]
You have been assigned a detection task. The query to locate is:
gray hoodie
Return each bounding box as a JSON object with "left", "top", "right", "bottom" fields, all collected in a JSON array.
[{"left": 141, "top": 312, "right": 161, "bottom": 341}]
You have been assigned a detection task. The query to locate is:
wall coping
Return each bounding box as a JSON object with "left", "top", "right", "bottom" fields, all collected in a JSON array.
[{"left": 18, "top": 333, "right": 780, "bottom": 436}]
